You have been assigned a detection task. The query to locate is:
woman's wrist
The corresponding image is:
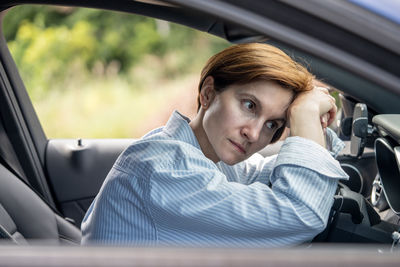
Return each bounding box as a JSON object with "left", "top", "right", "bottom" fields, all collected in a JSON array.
[{"left": 288, "top": 107, "right": 326, "bottom": 148}]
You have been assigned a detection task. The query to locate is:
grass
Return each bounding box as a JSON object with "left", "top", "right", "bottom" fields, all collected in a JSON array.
[
  {"left": 27, "top": 31, "right": 230, "bottom": 139},
  {"left": 33, "top": 57, "right": 201, "bottom": 139}
]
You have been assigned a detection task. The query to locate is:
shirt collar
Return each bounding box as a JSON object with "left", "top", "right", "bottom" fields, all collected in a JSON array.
[{"left": 163, "top": 110, "right": 202, "bottom": 151}]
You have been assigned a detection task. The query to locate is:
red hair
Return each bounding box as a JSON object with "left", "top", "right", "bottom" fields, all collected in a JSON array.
[{"left": 197, "top": 43, "right": 314, "bottom": 142}]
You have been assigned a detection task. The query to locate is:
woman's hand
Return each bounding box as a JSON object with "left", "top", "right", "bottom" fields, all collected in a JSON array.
[{"left": 287, "top": 86, "right": 337, "bottom": 148}]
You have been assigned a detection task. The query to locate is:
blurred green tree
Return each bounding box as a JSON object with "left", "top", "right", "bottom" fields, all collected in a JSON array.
[
  {"left": 4, "top": 5, "right": 228, "bottom": 99},
  {"left": 3, "top": 5, "right": 229, "bottom": 138}
]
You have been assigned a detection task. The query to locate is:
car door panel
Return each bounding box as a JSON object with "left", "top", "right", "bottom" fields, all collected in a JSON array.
[{"left": 45, "top": 139, "right": 134, "bottom": 225}]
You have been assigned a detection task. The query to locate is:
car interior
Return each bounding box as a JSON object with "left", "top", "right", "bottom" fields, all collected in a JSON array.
[
  {"left": 0, "top": 162, "right": 81, "bottom": 245},
  {"left": 0, "top": 0, "right": 400, "bottom": 251}
]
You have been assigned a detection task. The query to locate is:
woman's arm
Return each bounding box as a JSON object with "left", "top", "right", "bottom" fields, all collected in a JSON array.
[{"left": 288, "top": 86, "right": 337, "bottom": 148}]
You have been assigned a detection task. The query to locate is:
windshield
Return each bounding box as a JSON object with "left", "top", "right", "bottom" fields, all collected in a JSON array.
[{"left": 348, "top": 0, "right": 400, "bottom": 24}]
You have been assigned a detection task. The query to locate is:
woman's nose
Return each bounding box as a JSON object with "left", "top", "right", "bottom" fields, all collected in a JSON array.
[{"left": 241, "top": 121, "right": 262, "bottom": 142}]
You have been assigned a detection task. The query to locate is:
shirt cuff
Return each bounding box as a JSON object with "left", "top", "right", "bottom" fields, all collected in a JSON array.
[
  {"left": 326, "top": 127, "right": 345, "bottom": 158},
  {"left": 275, "top": 134, "right": 349, "bottom": 180}
]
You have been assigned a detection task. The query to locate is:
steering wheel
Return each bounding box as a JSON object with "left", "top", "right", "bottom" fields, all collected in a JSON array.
[{"left": 312, "top": 183, "right": 368, "bottom": 242}]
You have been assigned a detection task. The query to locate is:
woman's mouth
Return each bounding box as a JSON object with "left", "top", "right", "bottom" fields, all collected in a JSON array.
[{"left": 229, "top": 139, "right": 246, "bottom": 154}]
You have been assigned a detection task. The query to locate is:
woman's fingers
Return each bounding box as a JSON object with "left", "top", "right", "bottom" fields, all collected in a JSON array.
[
  {"left": 289, "top": 85, "right": 337, "bottom": 127},
  {"left": 315, "top": 86, "right": 337, "bottom": 126},
  {"left": 315, "top": 86, "right": 330, "bottom": 95},
  {"left": 320, "top": 113, "right": 329, "bottom": 128},
  {"left": 327, "top": 103, "right": 337, "bottom": 126},
  {"left": 315, "top": 86, "right": 337, "bottom": 130}
]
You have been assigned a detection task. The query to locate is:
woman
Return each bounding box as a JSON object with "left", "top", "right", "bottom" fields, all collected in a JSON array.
[{"left": 81, "top": 43, "right": 348, "bottom": 247}]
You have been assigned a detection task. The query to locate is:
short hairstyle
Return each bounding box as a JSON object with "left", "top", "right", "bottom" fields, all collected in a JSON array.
[{"left": 197, "top": 43, "right": 314, "bottom": 143}]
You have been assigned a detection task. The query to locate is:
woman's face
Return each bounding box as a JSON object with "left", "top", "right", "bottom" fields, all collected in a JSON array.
[{"left": 197, "top": 79, "right": 294, "bottom": 165}]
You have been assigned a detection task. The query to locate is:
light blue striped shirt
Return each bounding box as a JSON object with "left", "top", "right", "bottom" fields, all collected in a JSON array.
[{"left": 81, "top": 111, "right": 348, "bottom": 247}]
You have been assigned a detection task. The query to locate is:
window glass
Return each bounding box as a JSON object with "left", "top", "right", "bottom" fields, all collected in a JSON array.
[
  {"left": 4, "top": 6, "right": 229, "bottom": 138},
  {"left": 347, "top": 0, "right": 400, "bottom": 24}
]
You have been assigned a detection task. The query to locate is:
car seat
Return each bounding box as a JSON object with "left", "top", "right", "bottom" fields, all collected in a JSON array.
[{"left": 0, "top": 163, "right": 81, "bottom": 245}]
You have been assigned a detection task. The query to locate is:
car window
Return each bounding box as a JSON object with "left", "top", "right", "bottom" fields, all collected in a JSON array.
[{"left": 4, "top": 5, "right": 229, "bottom": 138}]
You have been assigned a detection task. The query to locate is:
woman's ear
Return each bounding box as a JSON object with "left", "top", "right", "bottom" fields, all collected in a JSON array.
[{"left": 200, "top": 76, "right": 216, "bottom": 109}]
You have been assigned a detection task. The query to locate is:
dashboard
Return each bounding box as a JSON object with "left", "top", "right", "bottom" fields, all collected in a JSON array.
[
  {"left": 314, "top": 102, "right": 400, "bottom": 244},
  {"left": 373, "top": 115, "right": 400, "bottom": 216}
]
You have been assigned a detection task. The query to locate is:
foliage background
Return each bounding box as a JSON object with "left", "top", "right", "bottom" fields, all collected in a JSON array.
[{"left": 4, "top": 6, "right": 229, "bottom": 138}]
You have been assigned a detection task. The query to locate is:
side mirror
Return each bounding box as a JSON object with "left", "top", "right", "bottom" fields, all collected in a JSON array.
[{"left": 350, "top": 103, "right": 368, "bottom": 157}]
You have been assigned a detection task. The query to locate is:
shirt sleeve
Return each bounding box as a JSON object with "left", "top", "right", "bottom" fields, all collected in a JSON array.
[
  {"left": 325, "top": 127, "right": 346, "bottom": 158},
  {"left": 145, "top": 138, "right": 348, "bottom": 247},
  {"left": 229, "top": 127, "right": 347, "bottom": 186}
]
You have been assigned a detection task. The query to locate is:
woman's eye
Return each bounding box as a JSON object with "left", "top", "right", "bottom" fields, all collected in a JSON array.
[
  {"left": 243, "top": 100, "right": 255, "bottom": 111},
  {"left": 265, "top": 121, "right": 277, "bottom": 130}
]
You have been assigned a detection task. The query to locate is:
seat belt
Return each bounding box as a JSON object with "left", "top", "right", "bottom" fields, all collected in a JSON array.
[
  {"left": 0, "top": 118, "right": 66, "bottom": 219},
  {"left": 0, "top": 224, "right": 19, "bottom": 244},
  {"left": 0, "top": 117, "right": 28, "bottom": 184},
  {"left": 0, "top": 157, "right": 65, "bottom": 218}
]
